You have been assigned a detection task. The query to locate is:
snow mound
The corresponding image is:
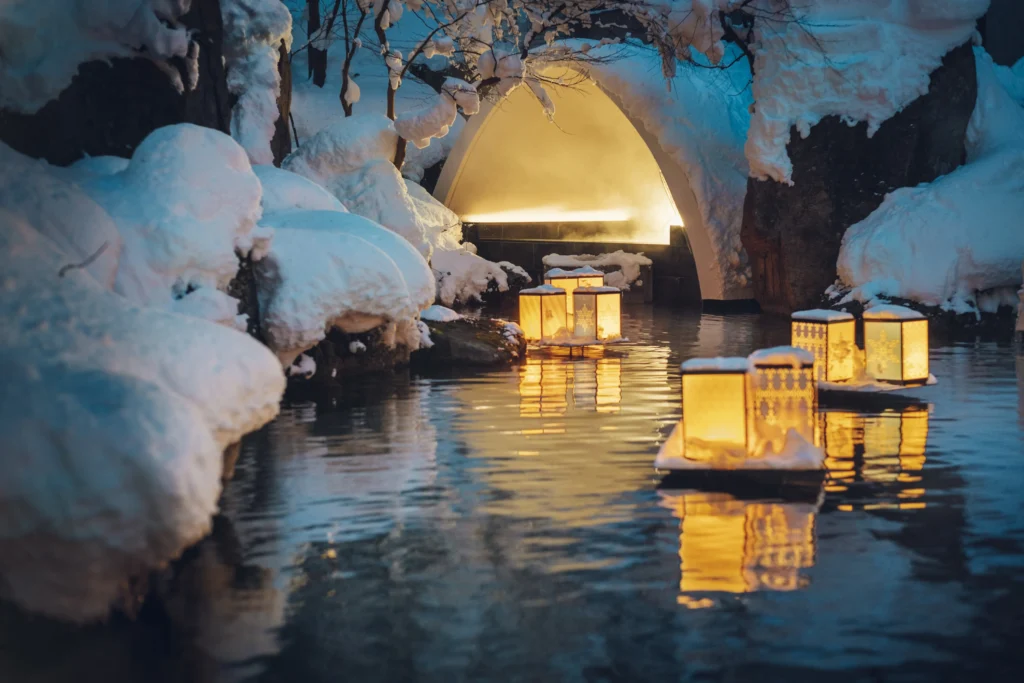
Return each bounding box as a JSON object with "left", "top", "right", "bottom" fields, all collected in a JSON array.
[
  {"left": 255, "top": 210, "right": 434, "bottom": 365},
  {"left": 745, "top": 0, "right": 988, "bottom": 184},
  {"left": 253, "top": 164, "right": 348, "bottom": 216},
  {"left": 0, "top": 144, "right": 123, "bottom": 289},
  {"left": 0, "top": 0, "right": 196, "bottom": 114},
  {"left": 432, "top": 245, "right": 509, "bottom": 307},
  {"left": 543, "top": 251, "right": 651, "bottom": 290},
  {"left": 79, "top": 125, "right": 265, "bottom": 321},
  {"left": 0, "top": 210, "right": 284, "bottom": 623},
  {"left": 582, "top": 41, "right": 753, "bottom": 294},
  {"left": 421, "top": 305, "right": 463, "bottom": 322},
  {"left": 837, "top": 47, "right": 1024, "bottom": 312},
  {"left": 284, "top": 114, "right": 462, "bottom": 258},
  {"left": 221, "top": 0, "right": 293, "bottom": 165}
]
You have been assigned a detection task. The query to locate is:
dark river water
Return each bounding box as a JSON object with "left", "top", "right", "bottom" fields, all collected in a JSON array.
[{"left": 3, "top": 307, "right": 1024, "bottom": 682}]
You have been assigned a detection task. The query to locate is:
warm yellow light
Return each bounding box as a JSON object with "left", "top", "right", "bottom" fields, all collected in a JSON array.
[
  {"left": 463, "top": 208, "right": 632, "bottom": 223},
  {"left": 518, "top": 285, "right": 568, "bottom": 342},
  {"left": 863, "top": 306, "right": 929, "bottom": 385},
  {"left": 519, "top": 357, "right": 568, "bottom": 417},
  {"left": 680, "top": 358, "right": 750, "bottom": 458},
  {"left": 669, "top": 491, "right": 818, "bottom": 594},
  {"left": 545, "top": 267, "right": 605, "bottom": 322},
  {"left": 747, "top": 347, "right": 817, "bottom": 452},
  {"left": 791, "top": 309, "right": 856, "bottom": 382},
  {"left": 572, "top": 287, "right": 622, "bottom": 341}
]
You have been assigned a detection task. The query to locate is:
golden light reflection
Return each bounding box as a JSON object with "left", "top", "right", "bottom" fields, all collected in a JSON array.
[
  {"left": 661, "top": 491, "right": 819, "bottom": 595},
  {"left": 820, "top": 407, "right": 930, "bottom": 508},
  {"left": 519, "top": 356, "right": 622, "bottom": 417}
]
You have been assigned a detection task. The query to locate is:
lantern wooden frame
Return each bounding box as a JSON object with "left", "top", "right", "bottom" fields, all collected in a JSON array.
[
  {"left": 862, "top": 305, "right": 929, "bottom": 385},
  {"left": 680, "top": 357, "right": 751, "bottom": 457},
  {"left": 544, "top": 266, "right": 605, "bottom": 322},
  {"left": 747, "top": 347, "right": 817, "bottom": 449},
  {"left": 518, "top": 285, "right": 568, "bottom": 342},
  {"left": 791, "top": 309, "right": 856, "bottom": 383},
  {"left": 572, "top": 286, "right": 622, "bottom": 341}
]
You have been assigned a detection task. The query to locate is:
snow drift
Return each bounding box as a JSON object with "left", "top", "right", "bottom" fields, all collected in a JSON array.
[
  {"left": 0, "top": 210, "right": 285, "bottom": 623},
  {"left": 837, "top": 47, "right": 1024, "bottom": 312}
]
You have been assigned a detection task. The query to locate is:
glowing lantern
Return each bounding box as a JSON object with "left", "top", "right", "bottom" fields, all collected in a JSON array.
[
  {"left": 791, "top": 309, "right": 856, "bottom": 382},
  {"left": 572, "top": 286, "right": 622, "bottom": 341},
  {"left": 680, "top": 357, "right": 750, "bottom": 458},
  {"left": 747, "top": 347, "right": 817, "bottom": 449},
  {"left": 863, "top": 305, "right": 929, "bottom": 385},
  {"left": 545, "top": 266, "right": 605, "bottom": 323},
  {"left": 518, "top": 285, "right": 569, "bottom": 342}
]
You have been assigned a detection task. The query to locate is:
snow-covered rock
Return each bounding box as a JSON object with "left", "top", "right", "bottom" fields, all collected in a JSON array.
[
  {"left": 283, "top": 114, "right": 461, "bottom": 258},
  {"left": 255, "top": 209, "right": 434, "bottom": 365},
  {"left": 432, "top": 245, "right": 510, "bottom": 307},
  {"left": 0, "top": 209, "right": 285, "bottom": 623},
  {"left": 221, "top": 0, "right": 293, "bottom": 165},
  {"left": 543, "top": 251, "right": 651, "bottom": 291},
  {"left": 420, "top": 305, "right": 463, "bottom": 322},
  {"left": 0, "top": 0, "right": 197, "bottom": 114},
  {"left": 837, "top": 47, "right": 1024, "bottom": 313}
]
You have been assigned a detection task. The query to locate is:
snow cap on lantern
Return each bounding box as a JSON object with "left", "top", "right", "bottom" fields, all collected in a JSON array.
[
  {"left": 747, "top": 346, "right": 817, "bottom": 451},
  {"left": 680, "top": 357, "right": 750, "bottom": 459},
  {"left": 791, "top": 309, "right": 856, "bottom": 382},
  {"left": 572, "top": 286, "right": 621, "bottom": 341},
  {"left": 518, "top": 284, "right": 568, "bottom": 342},
  {"left": 545, "top": 266, "right": 604, "bottom": 322},
  {"left": 862, "top": 305, "right": 929, "bottom": 385}
]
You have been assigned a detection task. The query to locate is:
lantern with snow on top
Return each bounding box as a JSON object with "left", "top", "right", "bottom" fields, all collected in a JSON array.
[
  {"left": 572, "top": 286, "right": 622, "bottom": 341},
  {"left": 791, "top": 309, "right": 856, "bottom": 383},
  {"left": 862, "top": 305, "right": 929, "bottom": 386},
  {"left": 518, "top": 285, "right": 568, "bottom": 343}
]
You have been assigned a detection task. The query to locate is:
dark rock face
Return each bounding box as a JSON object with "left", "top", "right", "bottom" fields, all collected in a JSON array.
[
  {"left": 741, "top": 42, "right": 977, "bottom": 314},
  {"left": 0, "top": 0, "right": 232, "bottom": 165},
  {"left": 479, "top": 262, "right": 533, "bottom": 307},
  {"left": 289, "top": 326, "right": 415, "bottom": 392},
  {"left": 415, "top": 317, "right": 526, "bottom": 367},
  {"left": 226, "top": 255, "right": 264, "bottom": 341}
]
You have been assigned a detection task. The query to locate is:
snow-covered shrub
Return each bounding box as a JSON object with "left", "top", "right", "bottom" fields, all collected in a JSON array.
[
  {"left": 836, "top": 47, "right": 1024, "bottom": 313},
  {"left": 0, "top": 209, "right": 285, "bottom": 623},
  {"left": 222, "top": 0, "right": 294, "bottom": 165},
  {"left": 255, "top": 209, "right": 435, "bottom": 365},
  {"left": 432, "top": 245, "right": 510, "bottom": 307},
  {"left": 283, "top": 113, "right": 461, "bottom": 258},
  {"left": 0, "top": 0, "right": 198, "bottom": 114},
  {"left": 253, "top": 164, "right": 348, "bottom": 216},
  {"left": 543, "top": 251, "right": 652, "bottom": 291}
]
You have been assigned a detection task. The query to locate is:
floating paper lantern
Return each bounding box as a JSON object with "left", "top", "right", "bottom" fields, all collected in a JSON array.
[
  {"left": 545, "top": 266, "right": 605, "bottom": 322},
  {"left": 518, "top": 285, "right": 568, "bottom": 342},
  {"left": 791, "top": 309, "right": 856, "bottom": 382},
  {"left": 747, "top": 347, "right": 817, "bottom": 449},
  {"left": 572, "top": 286, "right": 622, "bottom": 341},
  {"left": 680, "top": 357, "right": 751, "bottom": 457},
  {"left": 862, "top": 305, "right": 929, "bottom": 385}
]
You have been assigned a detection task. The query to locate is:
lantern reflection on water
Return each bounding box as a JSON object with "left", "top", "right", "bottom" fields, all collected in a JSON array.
[
  {"left": 519, "top": 356, "right": 621, "bottom": 417},
  {"left": 747, "top": 347, "right": 817, "bottom": 450},
  {"left": 791, "top": 309, "right": 856, "bottom": 382},
  {"left": 518, "top": 285, "right": 568, "bottom": 342},
  {"left": 663, "top": 491, "right": 819, "bottom": 594},
  {"left": 820, "top": 406, "right": 929, "bottom": 507},
  {"left": 863, "top": 305, "right": 929, "bottom": 385},
  {"left": 680, "top": 357, "right": 751, "bottom": 458},
  {"left": 572, "top": 286, "right": 622, "bottom": 341},
  {"left": 544, "top": 266, "right": 605, "bottom": 323}
]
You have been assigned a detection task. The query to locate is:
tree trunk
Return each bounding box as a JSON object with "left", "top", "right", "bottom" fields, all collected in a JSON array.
[
  {"left": 270, "top": 43, "right": 293, "bottom": 165},
  {"left": 308, "top": 0, "right": 328, "bottom": 87},
  {"left": 740, "top": 42, "right": 977, "bottom": 314}
]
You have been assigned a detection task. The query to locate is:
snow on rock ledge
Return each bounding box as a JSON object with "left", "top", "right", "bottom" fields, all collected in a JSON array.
[
  {"left": 0, "top": 0, "right": 196, "bottom": 114},
  {"left": 0, "top": 211, "right": 285, "bottom": 623},
  {"left": 255, "top": 210, "right": 435, "bottom": 366},
  {"left": 746, "top": 0, "right": 988, "bottom": 184},
  {"left": 837, "top": 47, "right": 1024, "bottom": 313}
]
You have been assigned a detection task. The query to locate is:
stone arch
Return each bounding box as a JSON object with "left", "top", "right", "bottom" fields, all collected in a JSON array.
[{"left": 433, "top": 69, "right": 740, "bottom": 301}]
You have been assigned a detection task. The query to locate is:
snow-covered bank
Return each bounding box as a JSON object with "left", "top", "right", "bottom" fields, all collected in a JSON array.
[
  {"left": 837, "top": 47, "right": 1024, "bottom": 313},
  {"left": 0, "top": 210, "right": 285, "bottom": 623}
]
